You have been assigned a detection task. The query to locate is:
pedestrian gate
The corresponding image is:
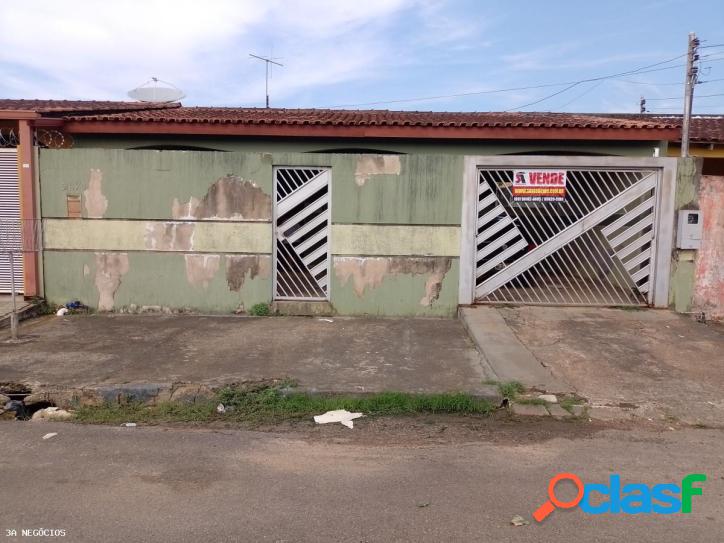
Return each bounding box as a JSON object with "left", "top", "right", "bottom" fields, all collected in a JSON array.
[
  {"left": 474, "top": 166, "right": 668, "bottom": 306},
  {"left": 273, "top": 167, "right": 330, "bottom": 300}
]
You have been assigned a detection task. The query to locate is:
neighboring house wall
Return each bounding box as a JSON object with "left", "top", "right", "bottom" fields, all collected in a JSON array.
[
  {"left": 692, "top": 174, "right": 724, "bottom": 319},
  {"left": 39, "top": 149, "right": 463, "bottom": 316},
  {"left": 669, "top": 158, "right": 724, "bottom": 320}
]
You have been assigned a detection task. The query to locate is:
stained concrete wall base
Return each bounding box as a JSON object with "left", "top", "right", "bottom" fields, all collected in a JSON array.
[{"left": 271, "top": 301, "right": 335, "bottom": 316}]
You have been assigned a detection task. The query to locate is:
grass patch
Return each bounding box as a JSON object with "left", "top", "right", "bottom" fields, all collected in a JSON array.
[
  {"left": 73, "top": 386, "right": 495, "bottom": 426},
  {"left": 484, "top": 380, "right": 525, "bottom": 400},
  {"left": 559, "top": 397, "right": 579, "bottom": 414},
  {"left": 515, "top": 397, "right": 548, "bottom": 406},
  {"left": 249, "top": 302, "right": 271, "bottom": 316}
]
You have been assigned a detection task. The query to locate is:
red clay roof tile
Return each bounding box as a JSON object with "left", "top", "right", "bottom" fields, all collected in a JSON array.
[
  {"left": 0, "top": 99, "right": 180, "bottom": 114},
  {"left": 59, "top": 107, "right": 679, "bottom": 130},
  {"left": 2, "top": 98, "right": 722, "bottom": 142}
]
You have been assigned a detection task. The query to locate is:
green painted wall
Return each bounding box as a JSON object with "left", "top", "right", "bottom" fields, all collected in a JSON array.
[
  {"left": 40, "top": 149, "right": 272, "bottom": 220},
  {"left": 43, "top": 251, "right": 271, "bottom": 313},
  {"left": 39, "top": 149, "right": 462, "bottom": 225},
  {"left": 39, "top": 148, "right": 463, "bottom": 316},
  {"left": 331, "top": 258, "right": 460, "bottom": 317},
  {"left": 669, "top": 157, "right": 701, "bottom": 312},
  {"left": 72, "top": 134, "right": 659, "bottom": 157},
  {"left": 38, "top": 143, "right": 668, "bottom": 317}
]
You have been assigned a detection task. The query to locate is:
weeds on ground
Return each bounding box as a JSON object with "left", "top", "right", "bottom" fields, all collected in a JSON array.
[
  {"left": 249, "top": 303, "right": 271, "bottom": 316},
  {"left": 559, "top": 396, "right": 578, "bottom": 414},
  {"left": 514, "top": 397, "right": 548, "bottom": 406},
  {"left": 485, "top": 380, "right": 525, "bottom": 400},
  {"left": 73, "top": 385, "right": 496, "bottom": 426}
]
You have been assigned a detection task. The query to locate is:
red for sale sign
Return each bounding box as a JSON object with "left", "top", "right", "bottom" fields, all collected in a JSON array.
[{"left": 512, "top": 170, "right": 567, "bottom": 202}]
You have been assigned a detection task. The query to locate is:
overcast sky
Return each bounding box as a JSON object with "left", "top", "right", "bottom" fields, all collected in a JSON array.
[{"left": 1, "top": 0, "right": 723, "bottom": 113}]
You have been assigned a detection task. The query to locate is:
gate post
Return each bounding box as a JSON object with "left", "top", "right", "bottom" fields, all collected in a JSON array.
[
  {"left": 458, "top": 156, "right": 478, "bottom": 306},
  {"left": 651, "top": 158, "right": 678, "bottom": 307}
]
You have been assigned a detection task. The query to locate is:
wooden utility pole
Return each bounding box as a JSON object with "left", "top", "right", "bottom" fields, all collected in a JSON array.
[{"left": 681, "top": 32, "right": 700, "bottom": 157}]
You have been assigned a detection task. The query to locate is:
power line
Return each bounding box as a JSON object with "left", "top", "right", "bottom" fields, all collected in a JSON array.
[
  {"left": 651, "top": 105, "right": 723, "bottom": 110},
  {"left": 616, "top": 78, "right": 684, "bottom": 85},
  {"left": 506, "top": 82, "right": 581, "bottom": 111},
  {"left": 559, "top": 80, "right": 606, "bottom": 109},
  {"left": 506, "top": 54, "right": 687, "bottom": 111},
  {"left": 647, "top": 92, "right": 724, "bottom": 101},
  {"left": 326, "top": 54, "right": 688, "bottom": 109},
  {"left": 516, "top": 58, "right": 724, "bottom": 112}
]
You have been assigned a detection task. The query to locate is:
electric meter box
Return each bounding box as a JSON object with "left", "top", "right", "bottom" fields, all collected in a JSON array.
[{"left": 676, "top": 210, "right": 702, "bottom": 249}]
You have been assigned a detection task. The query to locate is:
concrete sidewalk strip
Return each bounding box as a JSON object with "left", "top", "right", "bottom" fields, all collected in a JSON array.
[
  {"left": 0, "top": 314, "right": 501, "bottom": 405},
  {"left": 459, "top": 306, "right": 569, "bottom": 393}
]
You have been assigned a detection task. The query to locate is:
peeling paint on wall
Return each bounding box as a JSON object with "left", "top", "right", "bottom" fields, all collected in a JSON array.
[
  {"left": 94, "top": 253, "right": 129, "bottom": 311},
  {"left": 83, "top": 169, "right": 108, "bottom": 218},
  {"left": 83, "top": 264, "right": 90, "bottom": 277},
  {"left": 225, "top": 255, "right": 272, "bottom": 291},
  {"left": 184, "top": 254, "right": 220, "bottom": 288},
  {"left": 173, "top": 176, "right": 272, "bottom": 220},
  {"left": 335, "top": 256, "right": 452, "bottom": 306},
  {"left": 144, "top": 222, "right": 194, "bottom": 251},
  {"left": 354, "top": 155, "right": 401, "bottom": 186},
  {"left": 692, "top": 175, "right": 724, "bottom": 319},
  {"left": 171, "top": 196, "right": 201, "bottom": 220}
]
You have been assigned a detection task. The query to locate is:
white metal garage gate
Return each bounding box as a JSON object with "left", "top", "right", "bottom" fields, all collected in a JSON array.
[
  {"left": 460, "top": 157, "right": 677, "bottom": 308},
  {"left": 0, "top": 149, "right": 23, "bottom": 294}
]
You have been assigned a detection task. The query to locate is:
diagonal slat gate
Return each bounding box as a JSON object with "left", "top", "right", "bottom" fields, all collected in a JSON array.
[
  {"left": 273, "top": 167, "right": 330, "bottom": 300},
  {"left": 475, "top": 167, "right": 661, "bottom": 306}
]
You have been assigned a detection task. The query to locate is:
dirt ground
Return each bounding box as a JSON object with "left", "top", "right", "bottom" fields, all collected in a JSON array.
[
  {"left": 497, "top": 306, "right": 724, "bottom": 426},
  {"left": 2, "top": 419, "right": 722, "bottom": 542}
]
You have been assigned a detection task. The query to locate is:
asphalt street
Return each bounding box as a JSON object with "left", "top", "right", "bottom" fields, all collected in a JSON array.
[{"left": 1, "top": 419, "right": 722, "bottom": 542}]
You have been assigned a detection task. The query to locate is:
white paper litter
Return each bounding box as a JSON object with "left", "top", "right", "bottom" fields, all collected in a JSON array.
[
  {"left": 42, "top": 433, "right": 58, "bottom": 440},
  {"left": 120, "top": 422, "right": 137, "bottom": 427},
  {"left": 216, "top": 403, "right": 226, "bottom": 414},
  {"left": 313, "top": 409, "right": 364, "bottom": 429},
  {"left": 56, "top": 307, "right": 68, "bottom": 316},
  {"left": 317, "top": 318, "right": 334, "bottom": 323}
]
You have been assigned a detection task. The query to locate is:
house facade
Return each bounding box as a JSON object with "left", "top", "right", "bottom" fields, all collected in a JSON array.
[{"left": 1, "top": 101, "right": 722, "bottom": 318}]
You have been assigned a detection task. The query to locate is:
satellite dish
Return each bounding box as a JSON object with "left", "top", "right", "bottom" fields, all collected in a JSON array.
[{"left": 128, "top": 77, "right": 185, "bottom": 102}]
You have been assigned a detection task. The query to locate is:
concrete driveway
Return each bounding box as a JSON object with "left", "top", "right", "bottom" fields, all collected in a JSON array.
[
  {"left": 0, "top": 314, "right": 492, "bottom": 395},
  {"left": 494, "top": 306, "right": 724, "bottom": 426}
]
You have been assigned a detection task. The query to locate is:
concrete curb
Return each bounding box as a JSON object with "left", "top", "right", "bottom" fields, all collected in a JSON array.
[
  {"left": 17, "top": 381, "right": 504, "bottom": 409},
  {"left": 0, "top": 301, "right": 43, "bottom": 329}
]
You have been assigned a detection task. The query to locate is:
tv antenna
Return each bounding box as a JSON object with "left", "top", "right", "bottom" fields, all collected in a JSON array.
[
  {"left": 249, "top": 53, "right": 283, "bottom": 108},
  {"left": 127, "top": 77, "right": 185, "bottom": 103}
]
